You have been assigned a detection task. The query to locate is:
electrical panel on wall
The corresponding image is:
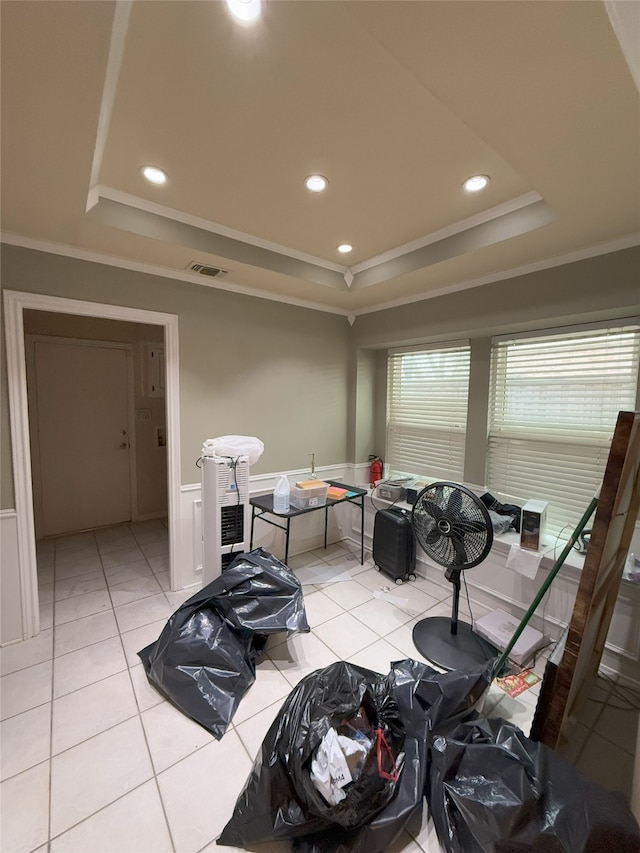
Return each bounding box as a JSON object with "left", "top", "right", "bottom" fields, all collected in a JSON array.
[{"left": 140, "top": 343, "right": 165, "bottom": 398}]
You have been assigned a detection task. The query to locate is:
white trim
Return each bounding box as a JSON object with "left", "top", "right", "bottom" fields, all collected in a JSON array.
[
  {"left": 88, "top": 185, "right": 348, "bottom": 274},
  {"left": 389, "top": 338, "right": 470, "bottom": 356},
  {"left": 0, "top": 232, "right": 350, "bottom": 318},
  {"left": 605, "top": 1, "right": 640, "bottom": 93},
  {"left": 349, "top": 192, "right": 543, "bottom": 274},
  {"left": 352, "top": 233, "right": 640, "bottom": 318},
  {"left": 491, "top": 316, "right": 640, "bottom": 344},
  {"left": 88, "top": 2, "right": 132, "bottom": 191},
  {"left": 3, "top": 230, "right": 638, "bottom": 321},
  {"left": 4, "top": 293, "right": 39, "bottom": 638},
  {"left": 3, "top": 290, "right": 182, "bottom": 640}
]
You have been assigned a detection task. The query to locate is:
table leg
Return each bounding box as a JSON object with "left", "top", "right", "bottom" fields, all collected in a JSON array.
[
  {"left": 250, "top": 506, "right": 256, "bottom": 550},
  {"left": 360, "top": 496, "right": 364, "bottom": 564},
  {"left": 285, "top": 518, "right": 291, "bottom": 565},
  {"left": 324, "top": 507, "right": 329, "bottom": 550}
]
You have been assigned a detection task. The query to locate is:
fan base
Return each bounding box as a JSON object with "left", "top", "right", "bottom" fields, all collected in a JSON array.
[{"left": 413, "top": 616, "right": 499, "bottom": 672}]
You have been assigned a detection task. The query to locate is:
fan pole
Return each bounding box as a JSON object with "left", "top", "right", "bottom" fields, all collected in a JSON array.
[
  {"left": 446, "top": 567, "right": 462, "bottom": 635},
  {"left": 491, "top": 496, "right": 598, "bottom": 679}
]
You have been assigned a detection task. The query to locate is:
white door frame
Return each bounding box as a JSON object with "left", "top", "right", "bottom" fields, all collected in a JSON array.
[{"left": 3, "top": 289, "right": 181, "bottom": 640}]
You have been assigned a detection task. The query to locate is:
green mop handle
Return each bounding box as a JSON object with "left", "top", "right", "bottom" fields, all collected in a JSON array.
[{"left": 491, "top": 496, "right": 599, "bottom": 680}]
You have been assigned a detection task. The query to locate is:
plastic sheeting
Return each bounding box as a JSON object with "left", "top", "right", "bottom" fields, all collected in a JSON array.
[
  {"left": 138, "top": 548, "right": 309, "bottom": 740},
  {"left": 427, "top": 716, "right": 640, "bottom": 853},
  {"left": 218, "top": 659, "right": 491, "bottom": 853}
]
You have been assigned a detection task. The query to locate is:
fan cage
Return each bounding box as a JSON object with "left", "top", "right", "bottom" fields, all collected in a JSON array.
[{"left": 411, "top": 481, "right": 493, "bottom": 570}]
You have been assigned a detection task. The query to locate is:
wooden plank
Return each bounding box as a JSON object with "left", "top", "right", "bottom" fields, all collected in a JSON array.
[{"left": 535, "top": 411, "right": 640, "bottom": 750}]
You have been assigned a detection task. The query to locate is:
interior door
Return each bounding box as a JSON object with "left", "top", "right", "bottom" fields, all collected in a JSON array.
[{"left": 32, "top": 338, "right": 133, "bottom": 536}]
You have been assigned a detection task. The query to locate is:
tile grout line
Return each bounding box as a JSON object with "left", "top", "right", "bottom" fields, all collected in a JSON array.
[
  {"left": 46, "top": 521, "right": 177, "bottom": 851},
  {"left": 46, "top": 534, "right": 62, "bottom": 853},
  {"left": 17, "top": 525, "right": 637, "bottom": 851},
  {"left": 124, "top": 521, "right": 178, "bottom": 853}
]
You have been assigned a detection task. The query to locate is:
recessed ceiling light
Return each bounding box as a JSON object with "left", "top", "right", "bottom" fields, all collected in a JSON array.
[
  {"left": 463, "top": 175, "right": 490, "bottom": 193},
  {"left": 305, "top": 175, "right": 328, "bottom": 193},
  {"left": 142, "top": 166, "right": 167, "bottom": 185},
  {"left": 337, "top": 243, "right": 353, "bottom": 254},
  {"left": 225, "top": 0, "right": 261, "bottom": 24}
]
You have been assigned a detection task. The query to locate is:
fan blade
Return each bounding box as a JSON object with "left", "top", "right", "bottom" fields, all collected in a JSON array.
[
  {"left": 416, "top": 500, "right": 444, "bottom": 543},
  {"left": 417, "top": 499, "right": 444, "bottom": 521},
  {"left": 443, "top": 487, "right": 460, "bottom": 513},
  {"left": 450, "top": 530, "right": 468, "bottom": 565},
  {"left": 453, "top": 517, "right": 486, "bottom": 537}
]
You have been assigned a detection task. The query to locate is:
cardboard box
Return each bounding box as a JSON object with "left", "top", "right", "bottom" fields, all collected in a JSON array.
[{"left": 473, "top": 608, "right": 548, "bottom": 666}]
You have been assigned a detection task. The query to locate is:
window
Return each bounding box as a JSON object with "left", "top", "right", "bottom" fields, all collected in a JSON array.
[
  {"left": 487, "top": 323, "right": 640, "bottom": 536},
  {"left": 386, "top": 343, "right": 470, "bottom": 482}
]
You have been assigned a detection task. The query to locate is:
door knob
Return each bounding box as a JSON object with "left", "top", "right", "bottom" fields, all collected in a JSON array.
[{"left": 120, "top": 442, "right": 129, "bottom": 450}]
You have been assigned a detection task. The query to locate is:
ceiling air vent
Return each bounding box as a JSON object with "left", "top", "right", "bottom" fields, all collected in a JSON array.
[{"left": 187, "top": 262, "right": 228, "bottom": 278}]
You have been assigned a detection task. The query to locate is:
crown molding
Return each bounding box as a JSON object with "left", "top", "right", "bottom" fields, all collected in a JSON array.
[
  {"left": 350, "top": 233, "right": 640, "bottom": 318},
  {"left": 0, "top": 232, "right": 351, "bottom": 318},
  {"left": 2, "top": 230, "right": 637, "bottom": 322},
  {"left": 349, "top": 191, "right": 543, "bottom": 274},
  {"left": 87, "top": 185, "right": 348, "bottom": 274},
  {"left": 88, "top": 3, "right": 132, "bottom": 188}
]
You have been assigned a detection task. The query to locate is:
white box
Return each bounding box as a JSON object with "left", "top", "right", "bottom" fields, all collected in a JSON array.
[
  {"left": 473, "top": 608, "right": 548, "bottom": 667},
  {"left": 520, "top": 499, "right": 548, "bottom": 551}
]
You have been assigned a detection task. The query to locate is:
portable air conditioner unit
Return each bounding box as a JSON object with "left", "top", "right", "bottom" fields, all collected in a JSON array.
[{"left": 201, "top": 454, "right": 251, "bottom": 584}]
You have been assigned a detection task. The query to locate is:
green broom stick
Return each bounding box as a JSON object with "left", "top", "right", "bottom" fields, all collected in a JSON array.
[{"left": 491, "top": 495, "right": 599, "bottom": 680}]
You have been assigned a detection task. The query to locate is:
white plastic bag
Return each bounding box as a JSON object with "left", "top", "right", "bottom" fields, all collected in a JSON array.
[
  {"left": 201, "top": 435, "right": 264, "bottom": 464},
  {"left": 309, "top": 727, "right": 371, "bottom": 806}
]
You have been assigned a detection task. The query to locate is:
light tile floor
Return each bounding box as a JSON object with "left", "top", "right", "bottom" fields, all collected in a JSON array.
[{"left": 1, "top": 523, "right": 637, "bottom": 852}]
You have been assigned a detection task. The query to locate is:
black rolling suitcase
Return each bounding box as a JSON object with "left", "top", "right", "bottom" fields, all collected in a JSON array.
[{"left": 373, "top": 507, "right": 416, "bottom": 583}]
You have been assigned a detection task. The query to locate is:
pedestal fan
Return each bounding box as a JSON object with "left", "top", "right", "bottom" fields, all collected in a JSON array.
[{"left": 411, "top": 482, "right": 499, "bottom": 671}]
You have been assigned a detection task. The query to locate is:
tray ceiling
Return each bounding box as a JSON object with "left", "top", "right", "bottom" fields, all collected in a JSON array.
[{"left": 1, "top": 1, "right": 638, "bottom": 317}]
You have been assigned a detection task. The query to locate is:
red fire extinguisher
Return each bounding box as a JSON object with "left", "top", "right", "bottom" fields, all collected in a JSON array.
[{"left": 369, "top": 455, "right": 383, "bottom": 487}]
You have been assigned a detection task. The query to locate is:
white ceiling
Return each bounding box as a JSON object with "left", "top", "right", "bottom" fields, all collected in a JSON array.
[{"left": 1, "top": 1, "right": 639, "bottom": 318}]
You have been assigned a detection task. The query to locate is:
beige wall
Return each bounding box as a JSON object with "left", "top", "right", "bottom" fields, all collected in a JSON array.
[
  {"left": 350, "top": 247, "right": 640, "bottom": 349},
  {"left": 346, "top": 347, "right": 378, "bottom": 465},
  {"left": 23, "top": 311, "right": 167, "bottom": 525},
  {"left": 350, "top": 246, "right": 640, "bottom": 473},
  {"left": 1, "top": 244, "right": 351, "bottom": 511},
  {"left": 3, "top": 244, "right": 639, "bottom": 515}
]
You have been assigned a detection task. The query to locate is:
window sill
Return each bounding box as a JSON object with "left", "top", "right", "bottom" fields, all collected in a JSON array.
[
  {"left": 366, "top": 490, "right": 588, "bottom": 570},
  {"left": 365, "top": 488, "right": 640, "bottom": 588}
]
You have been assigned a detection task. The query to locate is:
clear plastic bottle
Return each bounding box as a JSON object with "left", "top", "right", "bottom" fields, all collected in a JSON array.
[{"left": 273, "top": 475, "right": 290, "bottom": 513}]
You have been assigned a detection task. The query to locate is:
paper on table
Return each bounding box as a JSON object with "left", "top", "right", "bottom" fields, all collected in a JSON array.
[{"left": 506, "top": 544, "right": 543, "bottom": 580}]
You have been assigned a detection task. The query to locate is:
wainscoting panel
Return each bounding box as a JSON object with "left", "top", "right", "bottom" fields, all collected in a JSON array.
[{"left": 1, "top": 510, "right": 24, "bottom": 645}]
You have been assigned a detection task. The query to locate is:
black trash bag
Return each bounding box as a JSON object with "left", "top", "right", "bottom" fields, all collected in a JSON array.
[
  {"left": 138, "top": 548, "right": 309, "bottom": 740},
  {"left": 412, "top": 659, "right": 493, "bottom": 735},
  {"left": 204, "top": 547, "right": 311, "bottom": 639},
  {"left": 291, "top": 660, "right": 492, "bottom": 853},
  {"left": 218, "top": 661, "right": 406, "bottom": 849},
  {"left": 427, "top": 716, "right": 640, "bottom": 853},
  {"left": 218, "top": 659, "right": 492, "bottom": 853}
]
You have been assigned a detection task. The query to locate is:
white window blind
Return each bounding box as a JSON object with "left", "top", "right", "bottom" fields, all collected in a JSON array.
[
  {"left": 487, "top": 324, "right": 640, "bottom": 536},
  {"left": 386, "top": 343, "right": 470, "bottom": 482}
]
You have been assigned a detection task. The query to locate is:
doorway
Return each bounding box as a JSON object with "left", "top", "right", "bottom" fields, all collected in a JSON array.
[
  {"left": 3, "top": 290, "right": 181, "bottom": 640},
  {"left": 27, "top": 336, "right": 135, "bottom": 537}
]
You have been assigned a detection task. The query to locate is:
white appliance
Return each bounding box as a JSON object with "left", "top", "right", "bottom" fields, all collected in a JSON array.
[
  {"left": 520, "top": 499, "right": 548, "bottom": 551},
  {"left": 201, "top": 453, "right": 251, "bottom": 584}
]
